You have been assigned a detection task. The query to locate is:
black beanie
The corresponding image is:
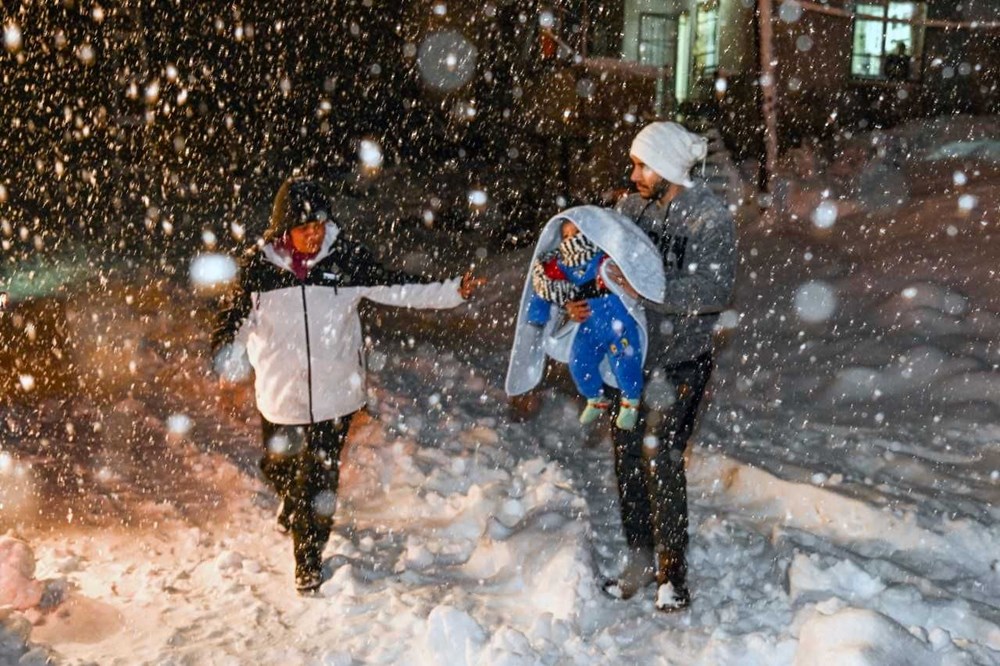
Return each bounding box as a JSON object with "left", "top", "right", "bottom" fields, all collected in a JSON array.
[{"left": 265, "top": 178, "right": 334, "bottom": 242}]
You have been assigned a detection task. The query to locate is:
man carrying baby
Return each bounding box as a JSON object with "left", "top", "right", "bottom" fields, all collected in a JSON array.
[{"left": 567, "top": 122, "right": 737, "bottom": 611}]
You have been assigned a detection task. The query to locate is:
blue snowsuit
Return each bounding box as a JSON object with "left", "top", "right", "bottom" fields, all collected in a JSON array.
[{"left": 527, "top": 249, "right": 644, "bottom": 402}]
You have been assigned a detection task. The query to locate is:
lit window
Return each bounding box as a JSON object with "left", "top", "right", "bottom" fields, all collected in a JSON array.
[
  {"left": 851, "top": 2, "right": 924, "bottom": 80},
  {"left": 638, "top": 13, "right": 673, "bottom": 67},
  {"left": 693, "top": 1, "right": 719, "bottom": 78}
]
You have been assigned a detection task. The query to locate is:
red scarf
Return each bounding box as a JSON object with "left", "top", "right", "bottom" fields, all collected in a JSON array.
[{"left": 274, "top": 235, "right": 319, "bottom": 281}]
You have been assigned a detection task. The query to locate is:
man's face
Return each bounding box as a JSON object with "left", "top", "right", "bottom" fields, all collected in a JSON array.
[
  {"left": 629, "top": 156, "right": 664, "bottom": 199},
  {"left": 289, "top": 221, "right": 326, "bottom": 254}
]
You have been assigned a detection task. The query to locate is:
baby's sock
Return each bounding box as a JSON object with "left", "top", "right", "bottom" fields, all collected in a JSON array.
[
  {"left": 616, "top": 398, "right": 640, "bottom": 430},
  {"left": 579, "top": 396, "right": 610, "bottom": 425}
]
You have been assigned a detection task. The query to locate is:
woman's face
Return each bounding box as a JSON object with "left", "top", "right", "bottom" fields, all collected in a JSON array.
[{"left": 289, "top": 221, "right": 326, "bottom": 254}]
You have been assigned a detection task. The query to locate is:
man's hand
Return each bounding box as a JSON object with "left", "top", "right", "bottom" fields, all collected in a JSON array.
[
  {"left": 564, "top": 299, "right": 591, "bottom": 322},
  {"left": 605, "top": 261, "right": 639, "bottom": 299},
  {"left": 459, "top": 271, "right": 486, "bottom": 299}
]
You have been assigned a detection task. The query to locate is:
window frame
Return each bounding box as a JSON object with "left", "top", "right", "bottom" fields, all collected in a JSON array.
[
  {"left": 675, "top": 11, "right": 692, "bottom": 102},
  {"left": 692, "top": 0, "right": 720, "bottom": 79},
  {"left": 637, "top": 12, "right": 674, "bottom": 68},
  {"left": 850, "top": 1, "right": 926, "bottom": 82}
]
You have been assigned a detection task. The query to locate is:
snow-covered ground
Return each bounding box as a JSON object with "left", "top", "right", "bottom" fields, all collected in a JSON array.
[{"left": 2, "top": 139, "right": 1000, "bottom": 664}]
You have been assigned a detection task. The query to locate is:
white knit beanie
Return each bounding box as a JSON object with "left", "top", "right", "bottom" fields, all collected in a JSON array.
[{"left": 630, "top": 122, "right": 708, "bottom": 187}]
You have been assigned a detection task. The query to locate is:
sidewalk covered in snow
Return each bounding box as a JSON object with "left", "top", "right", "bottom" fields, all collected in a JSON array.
[{"left": 1, "top": 115, "right": 999, "bottom": 664}]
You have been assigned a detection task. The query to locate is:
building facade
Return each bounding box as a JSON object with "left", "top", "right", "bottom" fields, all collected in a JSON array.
[{"left": 611, "top": 0, "right": 999, "bottom": 157}]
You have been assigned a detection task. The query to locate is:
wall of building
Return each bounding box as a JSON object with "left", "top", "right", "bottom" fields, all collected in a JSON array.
[
  {"left": 608, "top": 0, "right": 996, "bottom": 165},
  {"left": 717, "top": 0, "right": 757, "bottom": 76},
  {"left": 773, "top": 12, "right": 853, "bottom": 94}
]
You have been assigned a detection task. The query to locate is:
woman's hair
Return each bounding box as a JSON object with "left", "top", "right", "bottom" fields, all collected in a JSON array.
[{"left": 264, "top": 178, "right": 333, "bottom": 243}]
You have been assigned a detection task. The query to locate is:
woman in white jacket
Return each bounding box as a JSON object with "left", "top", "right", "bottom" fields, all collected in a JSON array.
[{"left": 213, "top": 178, "right": 482, "bottom": 593}]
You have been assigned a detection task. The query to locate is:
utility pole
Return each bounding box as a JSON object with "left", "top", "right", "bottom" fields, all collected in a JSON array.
[{"left": 757, "top": 0, "right": 779, "bottom": 215}]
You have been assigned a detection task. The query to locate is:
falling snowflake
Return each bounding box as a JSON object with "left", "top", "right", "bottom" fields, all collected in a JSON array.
[
  {"left": 190, "top": 253, "right": 238, "bottom": 291},
  {"left": 3, "top": 22, "right": 22, "bottom": 53},
  {"left": 811, "top": 200, "right": 838, "bottom": 229},
  {"left": 358, "top": 139, "right": 384, "bottom": 170},
  {"left": 793, "top": 281, "right": 837, "bottom": 323}
]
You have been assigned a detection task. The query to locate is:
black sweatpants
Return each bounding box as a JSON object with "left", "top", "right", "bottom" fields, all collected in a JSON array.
[
  {"left": 607, "top": 353, "right": 714, "bottom": 556},
  {"left": 260, "top": 414, "right": 353, "bottom": 576}
]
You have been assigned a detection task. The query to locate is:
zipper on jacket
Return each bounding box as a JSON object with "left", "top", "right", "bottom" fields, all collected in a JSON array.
[{"left": 300, "top": 283, "right": 315, "bottom": 424}]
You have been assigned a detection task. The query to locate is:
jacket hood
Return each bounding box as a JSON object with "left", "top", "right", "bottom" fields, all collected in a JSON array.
[
  {"left": 261, "top": 221, "right": 341, "bottom": 274},
  {"left": 264, "top": 178, "right": 337, "bottom": 243}
]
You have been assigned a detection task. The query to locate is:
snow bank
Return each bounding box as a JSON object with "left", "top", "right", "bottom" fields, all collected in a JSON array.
[
  {"left": 795, "top": 607, "right": 941, "bottom": 666},
  {"left": 0, "top": 537, "right": 51, "bottom": 666},
  {"left": 810, "top": 280, "right": 1000, "bottom": 414},
  {"left": 418, "top": 605, "right": 487, "bottom": 666},
  {"left": 690, "top": 449, "right": 1000, "bottom": 660},
  {"left": 0, "top": 536, "right": 43, "bottom": 610},
  {"left": 790, "top": 553, "right": 1000, "bottom": 654},
  {"left": 826, "top": 346, "right": 979, "bottom": 403}
]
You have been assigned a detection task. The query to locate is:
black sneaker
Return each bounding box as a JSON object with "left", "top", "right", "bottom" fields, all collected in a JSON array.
[{"left": 654, "top": 549, "right": 690, "bottom": 612}]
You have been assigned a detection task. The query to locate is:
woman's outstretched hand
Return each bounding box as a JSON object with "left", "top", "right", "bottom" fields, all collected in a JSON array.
[{"left": 459, "top": 271, "right": 487, "bottom": 299}]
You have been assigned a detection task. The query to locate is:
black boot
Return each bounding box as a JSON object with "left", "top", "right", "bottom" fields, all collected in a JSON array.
[
  {"left": 654, "top": 549, "right": 690, "bottom": 612},
  {"left": 601, "top": 546, "right": 655, "bottom": 600},
  {"left": 292, "top": 513, "right": 330, "bottom": 595},
  {"left": 293, "top": 537, "right": 324, "bottom": 595}
]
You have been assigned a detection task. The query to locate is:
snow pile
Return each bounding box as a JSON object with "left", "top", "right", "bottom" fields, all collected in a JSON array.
[
  {"left": 0, "top": 536, "right": 43, "bottom": 610},
  {"left": 418, "top": 605, "right": 487, "bottom": 666},
  {"left": 795, "top": 607, "right": 942, "bottom": 666},
  {"left": 913, "top": 115, "right": 1000, "bottom": 163},
  {"left": 0, "top": 537, "right": 50, "bottom": 665},
  {"left": 821, "top": 279, "right": 1000, "bottom": 412}
]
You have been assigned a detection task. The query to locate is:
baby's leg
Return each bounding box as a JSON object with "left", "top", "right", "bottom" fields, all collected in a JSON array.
[
  {"left": 606, "top": 314, "right": 643, "bottom": 430},
  {"left": 609, "top": 347, "right": 643, "bottom": 401},
  {"left": 569, "top": 325, "right": 607, "bottom": 399},
  {"left": 606, "top": 313, "right": 644, "bottom": 401}
]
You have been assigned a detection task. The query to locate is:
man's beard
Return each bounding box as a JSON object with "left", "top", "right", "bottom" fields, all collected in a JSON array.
[{"left": 646, "top": 178, "right": 670, "bottom": 201}]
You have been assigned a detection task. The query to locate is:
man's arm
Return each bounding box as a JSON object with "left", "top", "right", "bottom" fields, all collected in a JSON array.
[{"left": 609, "top": 206, "right": 736, "bottom": 316}]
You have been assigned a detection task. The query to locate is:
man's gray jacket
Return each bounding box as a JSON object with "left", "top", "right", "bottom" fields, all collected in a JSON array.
[{"left": 615, "top": 180, "right": 737, "bottom": 367}]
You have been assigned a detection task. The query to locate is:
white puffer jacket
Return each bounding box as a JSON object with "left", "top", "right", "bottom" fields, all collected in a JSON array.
[{"left": 214, "top": 223, "right": 464, "bottom": 424}]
